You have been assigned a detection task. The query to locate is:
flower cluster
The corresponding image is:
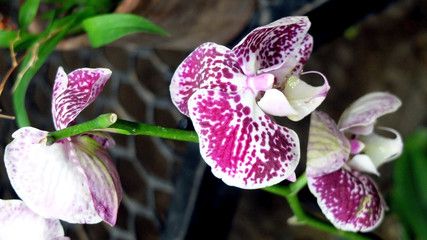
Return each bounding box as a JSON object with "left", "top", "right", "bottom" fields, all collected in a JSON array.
[
  {"left": 1, "top": 14, "right": 403, "bottom": 238},
  {"left": 2, "top": 67, "right": 122, "bottom": 238},
  {"left": 306, "top": 92, "right": 402, "bottom": 231},
  {"left": 170, "top": 16, "right": 329, "bottom": 189}
]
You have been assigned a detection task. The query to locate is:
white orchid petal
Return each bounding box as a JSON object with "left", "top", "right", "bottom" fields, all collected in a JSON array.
[
  {"left": 359, "top": 127, "right": 403, "bottom": 168},
  {"left": 338, "top": 92, "right": 402, "bottom": 134},
  {"left": 284, "top": 72, "right": 330, "bottom": 121},
  {"left": 0, "top": 199, "right": 68, "bottom": 240},
  {"left": 4, "top": 127, "right": 103, "bottom": 224},
  {"left": 307, "top": 111, "right": 350, "bottom": 177},
  {"left": 286, "top": 172, "right": 297, "bottom": 182},
  {"left": 348, "top": 154, "right": 380, "bottom": 176},
  {"left": 258, "top": 89, "right": 297, "bottom": 116}
]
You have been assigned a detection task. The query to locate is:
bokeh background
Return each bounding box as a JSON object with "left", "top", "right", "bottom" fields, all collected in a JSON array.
[{"left": 0, "top": 0, "right": 426, "bottom": 239}]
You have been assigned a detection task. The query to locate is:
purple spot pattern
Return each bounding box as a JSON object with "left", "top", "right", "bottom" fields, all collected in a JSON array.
[
  {"left": 307, "top": 110, "right": 388, "bottom": 231},
  {"left": 232, "top": 16, "right": 312, "bottom": 77},
  {"left": 188, "top": 89, "right": 299, "bottom": 189},
  {"left": 52, "top": 67, "right": 112, "bottom": 130},
  {"left": 308, "top": 168, "right": 385, "bottom": 232},
  {"left": 170, "top": 42, "right": 246, "bottom": 116},
  {"left": 170, "top": 17, "right": 317, "bottom": 188},
  {"left": 171, "top": 17, "right": 313, "bottom": 116}
]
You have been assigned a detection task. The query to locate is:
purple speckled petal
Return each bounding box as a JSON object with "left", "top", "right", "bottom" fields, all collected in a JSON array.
[
  {"left": 232, "top": 16, "right": 312, "bottom": 78},
  {"left": 188, "top": 89, "right": 300, "bottom": 189},
  {"left": 338, "top": 92, "right": 402, "bottom": 135},
  {"left": 306, "top": 111, "right": 350, "bottom": 177},
  {"left": 284, "top": 72, "right": 330, "bottom": 121},
  {"left": 0, "top": 199, "right": 68, "bottom": 240},
  {"left": 4, "top": 127, "right": 106, "bottom": 224},
  {"left": 52, "top": 67, "right": 112, "bottom": 130},
  {"left": 307, "top": 168, "right": 386, "bottom": 232},
  {"left": 71, "top": 134, "right": 122, "bottom": 226},
  {"left": 170, "top": 42, "right": 247, "bottom": 116},
  {"left": 358, "top": 127, "right": 403, "bottom": 169}
]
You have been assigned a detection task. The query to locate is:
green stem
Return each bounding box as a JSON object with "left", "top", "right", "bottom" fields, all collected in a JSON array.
[
  {"left": 46, "top": 115, "right": 199, "bottom": 145},
  {"left": 263, "top": 174, "right": 373, "bottom": 240},
  {"left": 107, "top": 119, "right": 199, "bottom": 143},
  {"left": 46, "top": 113, "right": 117, "bottom": 145}
]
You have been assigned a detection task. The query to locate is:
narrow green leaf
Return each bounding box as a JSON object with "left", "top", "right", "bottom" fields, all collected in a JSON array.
[
  {"left": 82, "top": 13, "right": 168, "bottom": 47},
  {"left": 18, "top": 0, "right": 41, "bottom": 30},
  {"left": 391, "top": 128, "right": 427, "bottom": 239},
  {"left": 0, "top": 30, "right": 18, "bottom": 48},
  {"left": 13, "top": 9, "right": 94, "bottom": 127}
]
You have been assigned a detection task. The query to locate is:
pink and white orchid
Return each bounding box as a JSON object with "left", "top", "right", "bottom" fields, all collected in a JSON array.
[
  {"left": 170, "top": 16, "right": 329, "bottom": 189},
  {"left": 306, "top": 92, "right": 402, "bottom": 232},
  {"left": 4, "top": 67, "right": 122, "bottom": 226},
  {"left": 0, "top": 199, "right": 69, "bottom": 240}
]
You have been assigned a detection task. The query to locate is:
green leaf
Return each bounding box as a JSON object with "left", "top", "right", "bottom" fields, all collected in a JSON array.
[
  {"left": 391, "top": 128, "right": 427, "bottom": 239},
  {"left": 13, "top": 9, "right": 95, "bottom": 127},
  {"left": 18, "top": 0, "right": 41, "bottom": 30},
  {"left": 0, "top": 30, "right": 18, "bottom": 48},
  {"left": 82, "top": 13, "right": 168, "bottom": 47}
]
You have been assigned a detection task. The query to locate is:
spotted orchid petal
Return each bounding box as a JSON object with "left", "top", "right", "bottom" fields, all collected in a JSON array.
[
  {"left": 338, "top": 92, "right": 402, "bottom": 135},
  {"left": 4, "top": 127, "right": 121, "bottom": 226},
  {"left": 307, "top": 111, "right": 350, "bottom": 177},
  {"left": 188, "top": 89, "right": 300, "bottom": 189},
  {"left": 284, "top": 72, "right": 330, "bottom": 121},
  {"left": 170, "top": 42, "right": 247, "bottom": 116},
  {"left": 52, "top": 67, "right": 112, "bottom": 130},
  {"left": 307, "top": 168, "right": 386, "bottom": 232},
  {"left": 358, "top": 127, "right": 403, "bottom": 169},
  {"left": 232, "top": 16, "right": 312, "bottom": 79},
  {"left": 0, "top": 199, "right": 68, "bottom": 240}
]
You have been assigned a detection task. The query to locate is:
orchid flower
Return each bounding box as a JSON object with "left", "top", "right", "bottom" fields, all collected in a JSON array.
[
  {"left": 0, "top": 199, "right": 69, "bottom": 240},
  {"left": 306, "top": 92, "right": 402, "bottom": 232},
  {"left": 170, "top": 16, "right": 329, "bottom": 189},
  {"left": 4, "top": 67, "right": 122, "bottom": 226}
]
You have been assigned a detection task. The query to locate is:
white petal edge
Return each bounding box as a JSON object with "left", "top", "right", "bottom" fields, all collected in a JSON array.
[
  {"left": 258, "top": 89, "right": 298, "bottom": 116},
  {"left": 348, "top": 154, "right": 380, "bottom": 176},
  {"left": 284, "top": 71, "right": 330, "bottom": 121},
  {"left": 338, "top": 92, "right": 402, "bottom": 134},
  {"left": 0, "top": 199, "right": 68, "bottom": 240},
  {"left": 306, "top": 111, "right": 350, "bottom": 177},
  {"left": 359, "top": 127, "right": 403, "bottom": 168},
  {"left": 4, "top": 127, "right": 103, "bottom": 224}
]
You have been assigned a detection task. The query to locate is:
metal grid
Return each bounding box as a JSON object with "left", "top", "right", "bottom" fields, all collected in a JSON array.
[
  {"left": 0, "top": 1, "right": 338, "bottom": 239},
  {"left": 0, "top": 45, "right": 195, "bottom": 240}
]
